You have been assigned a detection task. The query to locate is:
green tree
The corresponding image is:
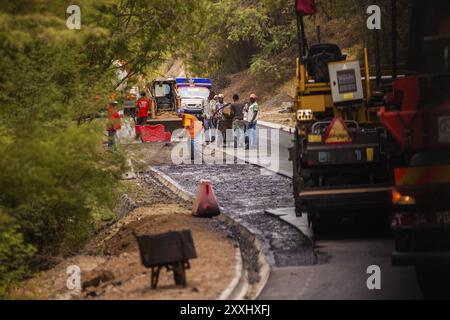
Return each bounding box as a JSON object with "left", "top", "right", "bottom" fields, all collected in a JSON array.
[
  {"left": 0, "top": 0, "right": 206, "bottom": 296},
  {"left": 0, "top": 211, "right": 36, "bottom": 299}
]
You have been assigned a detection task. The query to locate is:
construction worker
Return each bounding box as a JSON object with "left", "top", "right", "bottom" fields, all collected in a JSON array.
[
  {"left": 245, "top": 94, "right": 259, "bottom": 150},
  {"left": 203, "top": 90, "right": 216, "bottom": 143},
  {"left": 216, "top": 94, "right": 227, "bottom": 113},
  {"left": 136, "top": 91, "right": 150, "bottom": 126},
  {"left": 182, "top": 113, "right": 204, "bottom": 161},
  {"left": 216, "top": 94, "right": 232, "bottom": 146},
  {"left": 230, "top": 94, "right": 246, "bottom": 148},
  {"left": 106, "top": 101, "right": 122, "bottom": 151}
]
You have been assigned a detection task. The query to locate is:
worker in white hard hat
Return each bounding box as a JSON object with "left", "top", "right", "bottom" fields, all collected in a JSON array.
[{"left": 244, "top": 93, "right": 259, "bottom": 150}]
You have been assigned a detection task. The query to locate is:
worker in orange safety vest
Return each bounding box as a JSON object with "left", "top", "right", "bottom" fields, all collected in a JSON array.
[
  {"left": 181, "top": 113, "right": 204, "bottom": 161},
  {"left": 106, "top": 101, "right": 122, "bottom": 151}
]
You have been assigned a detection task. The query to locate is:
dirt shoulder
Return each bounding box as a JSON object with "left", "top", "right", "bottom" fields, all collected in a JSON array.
[
  {"left": 258, "top": 92, "right": 295, "bottom": 127},
  {"left": 15, "top": 143, "right": 237, "bottom": 300}
]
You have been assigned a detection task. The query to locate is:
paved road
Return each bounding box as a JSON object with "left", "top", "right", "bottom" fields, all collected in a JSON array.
[
  {"left": 149, "top": 120, "right": 423, "bottom": 299},
  {"left": 221, "top": 124, "right": 293, "bottom": 177},
  {"left": 233, "top": 123, "right": 423, "bottom": 299},
  {"left": 259, "top": 230, "right": 422, "bottom": 299},
  {"left": 257, "top": 124, "right": 293, "bottom": 177}
]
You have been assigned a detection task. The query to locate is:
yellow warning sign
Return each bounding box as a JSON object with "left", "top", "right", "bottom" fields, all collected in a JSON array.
[
  {"left": 366, "top": 148, "right": 374, "bottom": 161},
  {"left": 308, "top": 134, "right": 322, "bottom": 143},
  {"left": 324, "top": 117, "right": 352, "bottom": 144},
  {"left": 343, "top": 93, "right": 354, "bottom": 100}
]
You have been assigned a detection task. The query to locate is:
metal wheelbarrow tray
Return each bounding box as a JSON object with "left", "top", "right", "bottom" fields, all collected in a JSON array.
[{"left": 133, "top": 229, "right": 197, "bottom": 288}]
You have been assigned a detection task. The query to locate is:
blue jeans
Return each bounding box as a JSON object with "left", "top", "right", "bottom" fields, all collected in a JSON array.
[
  {"left": 203, "top": 118, "right": 215, "bottom": 142},
  {"left": 187, "top": 130, "right": 203, "bottom": 162},
  {"left": 247, "top": 121, "right": 257, "bottom": 149},
  {"left": 108, "top": 130, "right": 117, "bottom": 151},
  {"left": 233, "top": 120, "right": 246, "bottom": 147}
]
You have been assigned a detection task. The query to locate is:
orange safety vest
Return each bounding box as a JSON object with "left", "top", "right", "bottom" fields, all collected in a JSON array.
[
  {"left": 107, "top": 106, "right": 122, "bottom": 131},
  {"left": 182, "top": 114, "right": 203, "bottom": 139}
]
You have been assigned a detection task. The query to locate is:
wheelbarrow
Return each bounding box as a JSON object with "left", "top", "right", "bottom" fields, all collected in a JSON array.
[{"left": 133, "top": 230, "right": 197, "bottom": 288}]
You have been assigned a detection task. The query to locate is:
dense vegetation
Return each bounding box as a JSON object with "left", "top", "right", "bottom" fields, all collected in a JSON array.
[
  {"left": 181, "top": 0, "right": 411, "bottom": 88},
  {"left": 0, "top": 0, "right": 202, "bottom": 297},
  {"left": 0, "top": 0, "right": 412, "bottom": 297}
]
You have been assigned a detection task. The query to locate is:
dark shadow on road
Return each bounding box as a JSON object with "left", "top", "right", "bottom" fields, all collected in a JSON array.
[{"left": 312, "top": 207, "right": 392, "bottom": 241}]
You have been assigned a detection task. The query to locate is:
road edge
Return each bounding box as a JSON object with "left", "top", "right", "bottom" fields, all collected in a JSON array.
[
  {"left": 149, "top": 166, "right": 270, "bottom": 300},
  {"left": 211, "top": 147, "right": 293, "bottom": 179},
  {"left": 258, "top": 120, "right": 295, "bottom": 134}
]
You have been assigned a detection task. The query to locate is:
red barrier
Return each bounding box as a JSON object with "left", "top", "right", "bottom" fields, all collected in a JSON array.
[
  {"left": 192, "top": 180, "right": 220, "bottom": 218},
  {"left": 139, "top": 124, "right": 171, "bottom": 142}
]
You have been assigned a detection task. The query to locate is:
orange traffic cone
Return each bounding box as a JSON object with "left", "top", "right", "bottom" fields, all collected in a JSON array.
[{"left": 192, "top": 180, "right": 220, "bottom": 218}]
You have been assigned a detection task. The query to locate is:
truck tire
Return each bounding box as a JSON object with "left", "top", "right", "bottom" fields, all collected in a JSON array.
[{"left": 310, "top": 211, "right": 328, "bottom": 238}]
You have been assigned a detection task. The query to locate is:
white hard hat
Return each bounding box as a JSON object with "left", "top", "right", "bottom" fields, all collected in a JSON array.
[{"left": 218, "top": 94, "right": 224, "bottom": 99}]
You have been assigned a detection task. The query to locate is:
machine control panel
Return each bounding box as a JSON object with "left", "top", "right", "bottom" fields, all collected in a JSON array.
[{"left": 328, "top": 60, "right": 364, "bottom": 104}]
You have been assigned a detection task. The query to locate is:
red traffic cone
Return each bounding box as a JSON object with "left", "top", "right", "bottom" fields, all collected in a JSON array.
[{"left": 192, "top": 180, "right": 220, "bottom": 217}]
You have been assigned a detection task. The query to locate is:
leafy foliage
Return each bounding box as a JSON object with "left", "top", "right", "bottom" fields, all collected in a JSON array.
[
  {"left": 0, "top": 1, "right": 125, "bottom": 257},
  {"left": 0, "top": 0, "right": 205, "bottom": 296},
  {"left": 180, "top": 0, "right": 412, "bottom": 86},
  {"left": 0, "top": 211, "right": 36, "bottom": 299},
  {"left": 177, "top": 0, "right": 299, "bottom": 84}
]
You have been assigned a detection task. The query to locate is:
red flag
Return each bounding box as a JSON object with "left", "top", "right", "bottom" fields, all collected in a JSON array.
[{"left": 295, "top": 0, "right": 316, "bottom": 16}]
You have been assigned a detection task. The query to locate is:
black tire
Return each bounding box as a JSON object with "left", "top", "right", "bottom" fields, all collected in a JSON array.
[
  {"left": 310, "top": 212, "right": 324, "bottom": 238},
  {"left": 291, "top": 128, "right": 303, "bottom": 216},
  {"left": 415, "top": 264, "right": 450, "bottom": 299}
]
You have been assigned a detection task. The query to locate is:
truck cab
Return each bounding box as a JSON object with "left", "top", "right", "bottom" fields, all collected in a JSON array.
[
  {"left": 176, "top": 78, "right": 212, "bottom": 115},
  {"left": 384, "top": 0, "right": 450, "bottom": 298}
]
